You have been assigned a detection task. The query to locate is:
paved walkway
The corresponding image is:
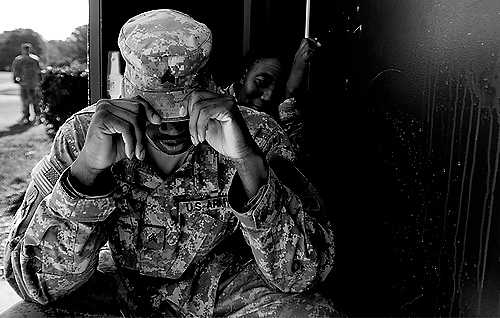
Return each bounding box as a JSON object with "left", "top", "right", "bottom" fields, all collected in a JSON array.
[
  {"left": 0, "top": 72, "right": 25, "bottom": 312},
  {"left": 0, "top": 96, "right": 22, "bottom": 132},
  {"left": 0, "top": 72, "right": 23, "bottom": 131}
]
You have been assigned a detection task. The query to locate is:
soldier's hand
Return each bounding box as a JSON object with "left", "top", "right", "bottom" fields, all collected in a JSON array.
[
  {"left": 73, "top": 97, "right": 161, "bottom": 182},
  {"left": 188, "top": 90, "right": 258, "bottom": 160}
]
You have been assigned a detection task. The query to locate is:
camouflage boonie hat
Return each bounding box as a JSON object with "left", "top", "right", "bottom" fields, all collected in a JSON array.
[{"left": 118, "top": 9, "right": 212, "bottom": 120}]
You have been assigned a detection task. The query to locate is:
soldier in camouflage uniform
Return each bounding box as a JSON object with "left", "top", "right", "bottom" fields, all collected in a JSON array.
[
  {"left": 11, "top": 42, "right": 42, "bottom": 124},
  {"left": 3, "top": 9, "right": 340, "bottom": 317}
]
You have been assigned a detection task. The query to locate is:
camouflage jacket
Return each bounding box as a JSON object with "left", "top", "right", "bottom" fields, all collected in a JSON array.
[
  {"left": 11, "top": 54, "right": 41, "bottom": 87},
  {"left": 4, "top": 105, "right": 334, "bottom": 316},
  {"left": 224, "top": 83, "right": 305, "bottom": 159}
]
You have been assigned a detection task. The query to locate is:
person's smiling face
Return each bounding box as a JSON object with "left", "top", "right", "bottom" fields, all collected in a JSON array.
[{"left": 241, "top": 58, "right": 283, "bottom": 112}]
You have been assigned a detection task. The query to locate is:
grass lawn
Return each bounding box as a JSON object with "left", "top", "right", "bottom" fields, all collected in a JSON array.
[{"left": 0, "top": 124, "right": 52, "bottom": 214}]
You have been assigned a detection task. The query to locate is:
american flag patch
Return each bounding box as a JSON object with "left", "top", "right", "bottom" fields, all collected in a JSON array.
[{"left": 32, "top": 157, "right": 61, "bottom": 196}]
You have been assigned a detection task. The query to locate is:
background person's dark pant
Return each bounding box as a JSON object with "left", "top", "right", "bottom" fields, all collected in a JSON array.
[{"left": 20, "top": 86, "right": 40, "bottom": 121}]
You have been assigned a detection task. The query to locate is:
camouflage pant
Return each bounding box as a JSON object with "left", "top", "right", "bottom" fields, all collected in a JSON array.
[
  {"left": 1, "top": 263, "right": 342, "bottom": 318},
  {"left": 20, "top": 85, "right": 41, "bottom": 119},
  {"left": 213, "top": 262, "right": 341, "bottom": 317}
]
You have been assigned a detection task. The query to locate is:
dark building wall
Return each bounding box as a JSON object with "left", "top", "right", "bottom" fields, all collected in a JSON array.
[{"left": 357, "top": 1, "right": 500, "bottom": 317}]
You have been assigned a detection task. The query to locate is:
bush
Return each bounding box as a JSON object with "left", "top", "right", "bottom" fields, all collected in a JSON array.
[{"left": 40, "top": 66, "right": 88, "bottom": 138}]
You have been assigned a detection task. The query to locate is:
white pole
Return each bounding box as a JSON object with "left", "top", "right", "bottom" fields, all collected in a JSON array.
[{"left": 305, "top": 0, "right": 311, "bottom": 38}]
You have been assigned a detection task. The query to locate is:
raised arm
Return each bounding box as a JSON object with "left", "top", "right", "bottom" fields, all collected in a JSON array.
[
  {"left": 278, "top": 38, "right": 321, "bottom": 162},
  {"left": 4, "top": 111, "right": 116, "bottom": 304},
  {"left": 228, "top": 124, "right": 334, "bottom": 293},
  {"left": 182, "top": 90, "right": 335, "bottom": 293}
]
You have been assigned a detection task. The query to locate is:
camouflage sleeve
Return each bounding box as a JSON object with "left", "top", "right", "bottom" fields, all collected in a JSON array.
[
  {"left": 3, "top": 112, "right": 116, "bottom": 304},
  {"left": 278, "top": 97, "right": 306, "bottom": 158},
  {"left": 228, "top": 125, "right": 335, "bottom": 293}
]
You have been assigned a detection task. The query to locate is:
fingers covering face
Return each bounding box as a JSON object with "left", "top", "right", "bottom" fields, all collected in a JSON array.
[
  {"left": 110, "top": 96, "right": 161, "bottom": 124},
  {"left": 188, "top": 92, "right": 234, "bottom": 145},
  {"left": 95, "top": 98, "right": 158, "bottom": 160}
]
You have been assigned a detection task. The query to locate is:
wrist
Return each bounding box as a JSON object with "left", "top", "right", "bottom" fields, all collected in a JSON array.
[
  {"left": 231, "top": 139, "right": 262, "bottom": 162},
  {"left": 233, "top": 149, "right": 263, "bottom": 165},
  {"left": 290, "top": 62, "right": 306, "bottom": 76},
  {"left": 234, "top": 150, "right": 268, "bottom": 199},
  {"left": 71, "top": 154, "right": 107, "bottom": 188},
  {"left": 286, "top": 74, "right": 305, "bottom": 96}
]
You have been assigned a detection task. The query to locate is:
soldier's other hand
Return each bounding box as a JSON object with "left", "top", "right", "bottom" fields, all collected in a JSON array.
[
  {"left": 14, "top": 77, "right": 20, "bottom": 84},
  {"left": 292, "top": 38, "right": 321, "bottom": 69},
  {"left": 78, "top": 96, "right": 161, "bottom": 172},
  {"left": 287, "top": 38, "right": 321, "bottom": 96},
  {"left": 188, "top": 90, "right": 258, "bottom": 160}
]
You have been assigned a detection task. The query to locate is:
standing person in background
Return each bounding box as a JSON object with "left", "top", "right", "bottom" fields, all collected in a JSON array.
[
  {"left": 12, "top": 42, "right": 42, "bottom": 125},
  {"left": 226, "top": 38, "right": 320, "bottom": 168}
]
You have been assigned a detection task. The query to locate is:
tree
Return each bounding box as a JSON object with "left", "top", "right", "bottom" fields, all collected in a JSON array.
[
  {"left": 66, "top": 25, "right": 87, "bottom": 64},
  {"left": 45, "top": 25, "right": 88, "bottom": 68},
  {"left": 46, "top": 40, "right": 73, "bottom": 67},
  {"left": 0, "top": 28, "right": 45, "bottom": 70}
]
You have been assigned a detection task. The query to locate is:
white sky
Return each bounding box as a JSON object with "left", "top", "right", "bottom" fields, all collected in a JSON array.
[{"left": 0, "top": 0, "right": 89, "bottom": 40}]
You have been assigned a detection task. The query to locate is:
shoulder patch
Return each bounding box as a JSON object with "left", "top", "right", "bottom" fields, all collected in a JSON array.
[{"left": 32, "top": 157, "right": 61, "bottom": 196}]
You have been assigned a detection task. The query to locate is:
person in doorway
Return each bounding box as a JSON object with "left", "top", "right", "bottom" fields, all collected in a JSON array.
[
  {"left": 11, "top": 42, "right": 42, "bottom": 125},
  {"left": 226, "top": 38, "right": 320, "bottom": 167},
  {"left": 3, "top": 9, "right": 339, "bottom": 318}
]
